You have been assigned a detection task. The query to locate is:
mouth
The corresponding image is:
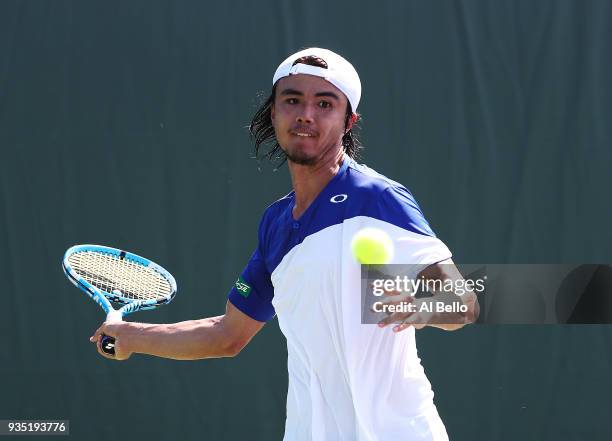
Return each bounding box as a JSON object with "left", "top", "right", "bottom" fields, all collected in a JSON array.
[{"left": 291, "top": 129, "right": 317, "bottom": 138}]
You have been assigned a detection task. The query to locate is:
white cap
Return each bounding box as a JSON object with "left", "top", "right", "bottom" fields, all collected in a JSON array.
[{"left": 272, "top": 48, "right": 361, "bottom": 111}]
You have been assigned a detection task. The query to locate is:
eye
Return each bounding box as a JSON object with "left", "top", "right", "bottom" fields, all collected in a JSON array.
[
  {"left": 318, "top": 101, "right": 331, "bottom": 109},
  {"left": 286, "top": 98, "right": 298, "bottom": 104}
]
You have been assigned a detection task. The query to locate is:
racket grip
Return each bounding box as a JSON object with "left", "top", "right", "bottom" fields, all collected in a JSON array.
[
  {"left": 101, "top": 310, "right": 122, "bottom": 356},
  {"left": 100, "top": 335, "right": 116, "bottom": 355}
]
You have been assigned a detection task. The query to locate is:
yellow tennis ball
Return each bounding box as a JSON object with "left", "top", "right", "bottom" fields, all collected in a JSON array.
[{"left": 351, "top": 227, "right": 394, "bottom": 264}]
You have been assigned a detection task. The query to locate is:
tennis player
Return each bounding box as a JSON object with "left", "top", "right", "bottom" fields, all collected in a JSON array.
[{"left": 91, "top": 48, "right": 478, "bottom": 441}]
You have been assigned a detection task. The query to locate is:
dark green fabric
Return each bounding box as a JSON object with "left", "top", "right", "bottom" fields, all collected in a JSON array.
[{"left": 1, "top": 1, "right": 611, "bottom": 439}]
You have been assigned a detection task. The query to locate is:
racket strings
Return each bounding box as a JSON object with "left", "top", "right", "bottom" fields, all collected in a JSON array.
[{"left": 68, "top": 251, "right": 173, "bottom": 301}]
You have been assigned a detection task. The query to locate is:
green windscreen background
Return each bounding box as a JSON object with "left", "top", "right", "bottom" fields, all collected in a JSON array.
[{"left": 1, "top": 1, "right": 611, "bottom": 440}]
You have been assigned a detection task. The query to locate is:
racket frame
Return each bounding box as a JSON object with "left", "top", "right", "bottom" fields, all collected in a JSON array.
[{"left": 62, "top": 244, "right": 177, "bottom": 354}]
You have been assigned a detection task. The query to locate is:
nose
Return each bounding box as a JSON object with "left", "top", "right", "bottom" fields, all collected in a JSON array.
[{"left": 296, "top": 105, "right": 315, "bottom": 124}]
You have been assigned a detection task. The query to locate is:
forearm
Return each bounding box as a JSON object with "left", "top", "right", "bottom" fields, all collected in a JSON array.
[
  {"left": 427, "top": 291, "right": 479, "bottom": 331},
  {"left": 121, "top": 316, "right": 237, "bottom": 360},
  {"left": 414, "top": 260, "right": 480, "bottom": 331}
]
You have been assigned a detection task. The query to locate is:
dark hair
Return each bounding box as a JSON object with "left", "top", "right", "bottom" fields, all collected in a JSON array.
[{"left": 249, "top": 55, "right": 362, "bottom": 165}]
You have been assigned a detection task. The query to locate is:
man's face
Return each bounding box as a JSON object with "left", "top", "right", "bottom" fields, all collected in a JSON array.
[{"left": 271, "top": 74, "right": 349, "bottom": 166}]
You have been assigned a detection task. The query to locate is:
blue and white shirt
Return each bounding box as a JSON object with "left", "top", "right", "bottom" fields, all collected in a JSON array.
[{"left": 228, "top": 157, "right": 452, "bottom": 441}]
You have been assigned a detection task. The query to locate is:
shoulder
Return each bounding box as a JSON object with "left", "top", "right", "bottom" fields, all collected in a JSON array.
[
  {"left": 262, "top": 191, "right": 293, "bottom": 218},
  {"left": 344, "top": 159, "right": 415, "bottom": 203},
  {"left": 343, "top": 159, "right": 436, "bottom": 237},
  {"left": 257, "top": 191, "right": 293, "bottom": 233}
]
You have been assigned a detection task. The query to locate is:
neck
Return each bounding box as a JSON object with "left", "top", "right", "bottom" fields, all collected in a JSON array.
[{"left": 288, "top": 149, "right": 346, "bottom": 219}]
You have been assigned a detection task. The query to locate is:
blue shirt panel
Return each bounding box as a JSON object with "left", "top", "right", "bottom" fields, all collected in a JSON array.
[{"left": 228, "top": 157, "right": 436, "bottom": 322}]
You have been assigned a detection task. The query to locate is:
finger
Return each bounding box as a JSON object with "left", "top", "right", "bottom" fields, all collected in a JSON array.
[
  {"left": 89, "top": 329, "right": 102, "bottom": 343},
  {"left": 383, "top": 288, "right": 402, "bottom": 297},
  {"left": 382, "top": 284, "right": 417, "bottom": 297},
  {"left": 380, "top": 295, "right": 414, "bottom": 307},
  {"left": 90, "top": 320, "right": 120, "bottom": 345},
  {"left": 96, "top": 335, "right": 117, "bottom": 360},
  {"left": 393, "top": 314, "right": 428, "bottom": 332},
  {"left": 98, "top": 336, "right": 130, "bottom": 361},
  {"left": 378, "top": 310, "right": 414, "bottom": 327},
  {"left": 111, "top": 339, "right": 130, "bottom": 361},
  {"left": 393, "top": 322, "right": 412, "bottom": 333},
  {"left": 396, "top": 320, "right": 427, "bottom": 332},
  {"left": 90, "top": 323, "right": 107, "bottom": 343}
]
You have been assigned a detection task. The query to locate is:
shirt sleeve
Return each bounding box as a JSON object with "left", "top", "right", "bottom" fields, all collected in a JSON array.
[
  {"left": 227, "top": 247, "right": 276, "bottom": 322},
  {"left": 377, "top": 186, "right": 436, "bottom": 237},
  {"left": 227, "top": 213, "right": 276, "bottom": 322},
  {"left": 375, "top": 185, "right": 453, "bottom": 267}
]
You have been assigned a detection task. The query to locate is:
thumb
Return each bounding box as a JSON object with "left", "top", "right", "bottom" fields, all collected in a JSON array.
[{"left": 90, "top": 322, "right": 108, "bottom": 343}]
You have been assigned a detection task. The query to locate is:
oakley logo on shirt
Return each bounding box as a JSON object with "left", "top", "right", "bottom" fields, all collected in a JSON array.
[{"left": 330, "top": 194, "right": 348, "bottom": 203}]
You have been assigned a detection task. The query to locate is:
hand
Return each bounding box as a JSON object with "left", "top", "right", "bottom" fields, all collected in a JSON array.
[
  {"left": 375, "top": 288, "right": 470, "bottom": 332},
  {"left": 89, "top": 321, "right": 134, "bottom": 361},
  {"left": 375, "top": 290, "right": 432, "bottom": 332}
]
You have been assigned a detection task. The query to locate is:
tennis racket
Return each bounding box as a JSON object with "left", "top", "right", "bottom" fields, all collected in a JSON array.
[{"left": 62, "top": 244, "right": 177, "bottom": 356}]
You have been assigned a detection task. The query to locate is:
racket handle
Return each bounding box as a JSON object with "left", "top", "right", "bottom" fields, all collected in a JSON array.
[
  {"left": 100, "top": 335, "right": 116, "bottom": 355},
  {"left": 101, "top": 310, "right": 122, "bottom": 356}
]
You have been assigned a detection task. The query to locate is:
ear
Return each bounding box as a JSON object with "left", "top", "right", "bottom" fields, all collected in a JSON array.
[{"left": 346, "top": 113, "right": 359, "bottom": 132}]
